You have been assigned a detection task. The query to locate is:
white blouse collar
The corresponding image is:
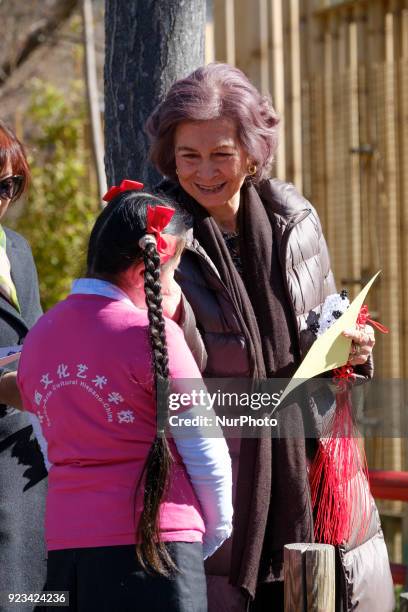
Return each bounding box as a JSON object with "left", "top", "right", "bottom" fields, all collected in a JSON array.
[{"left": 70, "top": 278, "right": 135, "bottom": 308}]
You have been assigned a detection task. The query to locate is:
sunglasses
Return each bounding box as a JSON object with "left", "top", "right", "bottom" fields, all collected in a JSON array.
[{"left": 0, "top": 175, "right": 24, "bottom": 201}]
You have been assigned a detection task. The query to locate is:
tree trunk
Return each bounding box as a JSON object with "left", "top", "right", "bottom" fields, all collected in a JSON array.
[{"left": 104, "top": 0, "right": 206, "bottom": 188}]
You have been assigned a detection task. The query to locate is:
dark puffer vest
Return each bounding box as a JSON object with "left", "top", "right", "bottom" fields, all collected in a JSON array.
[
  {"left": 177, "top": 179, "right": 335, "bottom": 376},
  {"left": 173, "top": 179, "right": 394, "bottom": 612}
]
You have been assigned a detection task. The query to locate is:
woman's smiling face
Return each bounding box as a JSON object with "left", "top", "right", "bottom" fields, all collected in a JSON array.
[{"left": 174, "top": 117, "right": 250, "bottom": 216}]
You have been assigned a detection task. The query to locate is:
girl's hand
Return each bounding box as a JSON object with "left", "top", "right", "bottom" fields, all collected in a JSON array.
[
  {"left": 0, "top": 371, "right": 24, "bottom": 409},
  {"left": 343, "top": 324, "right": 375, "bottom": 366}
]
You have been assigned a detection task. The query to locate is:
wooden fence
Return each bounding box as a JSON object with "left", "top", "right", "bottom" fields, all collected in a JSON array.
[
  {"left": 209, "top": 0, "right": 408, "bottom": 569},
  {"left": 210, "top": 0, "right": 408, "bottom": 380}
]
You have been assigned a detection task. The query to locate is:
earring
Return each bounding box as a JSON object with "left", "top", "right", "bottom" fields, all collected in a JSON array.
[{"left": 247, "top": 163, "right": 257, "bottom": 176}]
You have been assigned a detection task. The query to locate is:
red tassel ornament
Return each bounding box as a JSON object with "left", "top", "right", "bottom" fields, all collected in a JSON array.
[
  {"left": 310, "top": 366, "right": 371, "bottom": 545},
  {"left": 309, "top": 305, "right": 388, "bottom": 546}
]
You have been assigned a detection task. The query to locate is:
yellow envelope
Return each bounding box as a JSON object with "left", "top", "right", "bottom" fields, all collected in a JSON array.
[{"left": 279, "top": 271, "right": 381, "bottom": 403}]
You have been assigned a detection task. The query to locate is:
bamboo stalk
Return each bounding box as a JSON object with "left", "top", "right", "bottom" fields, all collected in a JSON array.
[
  {"left": 82, "top": 0, "right": 107, "bottom": 203},
  {"left": 323, "top": 13, "right": 338, "bottom": 277},
  {"left": 356, "top": 4, "right": 371, "bottom": 282},
  {"left": 400, "top": 11, "right": 408, "bottom": 381},
  {"left": 282, "top": 0, "right": 294, "bottom": 181},
  {"left": 234, "top": 0, "right": 269, "bottom": 93},
  {"left": 290, "top": 0, "right": 303, "bottom": 191},
  {"left": 380, "top": 6, "right": 402, "bottom": 503},
  {"left": 334, "top": 10, "right": 350, "bottom": 288},
  {"left": 270, "top": 0, "right": 286, "bottom": 179},
  {"left": 306, "top": 4, "right": 326, "bottom": 219},
  {"left": 348, "top": 18, "right": 362, "bottom": 299},
  {"left": 382, "top": 7, "right": 401, "bottom": 379},
  {"left": 213, "top": 0, "right": 235, "bottom": 65}
]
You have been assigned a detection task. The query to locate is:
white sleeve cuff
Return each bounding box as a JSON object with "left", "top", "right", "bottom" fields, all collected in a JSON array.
[{"left": 170, "top": 403, "right": 233, "bottom": 559}]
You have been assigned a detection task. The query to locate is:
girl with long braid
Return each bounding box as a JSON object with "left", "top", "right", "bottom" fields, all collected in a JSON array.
[{"left": 16, "top": 184, "right": 233, "bottom": 612}]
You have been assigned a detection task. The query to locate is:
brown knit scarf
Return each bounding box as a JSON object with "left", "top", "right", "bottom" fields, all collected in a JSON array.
[{"left": 159, "top": 179, "right": 315, "bottom": 599}]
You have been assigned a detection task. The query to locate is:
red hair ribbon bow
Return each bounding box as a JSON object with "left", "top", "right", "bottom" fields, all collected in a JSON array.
[
  {"left": 103, "top": 179, "right": 144, "bottom": 202},
  {"left": 146, "top": 205, "right": 176, "bottom": 256}
]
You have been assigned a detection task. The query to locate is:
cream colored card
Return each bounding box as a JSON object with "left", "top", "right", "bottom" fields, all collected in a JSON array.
[
  {"left": 279, "top": 271, "right": 381, "bottom": 403},
  {"left": 0, "top": 346, "right": 21, "bottom": 368}
]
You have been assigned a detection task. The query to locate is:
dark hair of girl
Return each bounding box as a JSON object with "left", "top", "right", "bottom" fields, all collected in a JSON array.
[{"left": 87, "top": 190, "right": 186, "bottom": 575}]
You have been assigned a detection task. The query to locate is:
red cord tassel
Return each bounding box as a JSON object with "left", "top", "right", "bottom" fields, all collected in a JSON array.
[
  {"left": 357, "top": 304, "right": 389, "bottom": 334},
  {"left": 309, "top": 305, "right": 388, "bottom": 545},
  {"left": 309, "top": 376, "right": 371, "bottom": 545}
]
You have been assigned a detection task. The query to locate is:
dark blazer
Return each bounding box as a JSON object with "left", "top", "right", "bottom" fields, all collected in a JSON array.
[{"left": 0, "top": 227, "right": 47, "bottom": 611}]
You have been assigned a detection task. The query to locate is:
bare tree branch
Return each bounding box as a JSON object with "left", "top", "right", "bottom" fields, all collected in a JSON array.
[{"left": 0, "top": 0, "right": 80, "bottom": 86}]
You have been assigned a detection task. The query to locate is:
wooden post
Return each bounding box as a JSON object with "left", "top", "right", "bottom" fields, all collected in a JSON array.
[
  {"left": 305, "top": 545, "right": 336, "bottom": 612},
  {"left": 284, "top": 543, "right": 308, "bottom": 611},
  {"left": 401, "top": 592, "right": 408, "bottom": 612},
  {"left": 284, "top": 543, "right": 335, "bottom": 612}
]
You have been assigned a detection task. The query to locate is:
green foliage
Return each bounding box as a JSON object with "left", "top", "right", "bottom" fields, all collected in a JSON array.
[
  {"left": 10, "top": 78, "right": 98, "bottom": 310},
  {"left": 394, "top": 585, "right": 404, "bottom": 612}
]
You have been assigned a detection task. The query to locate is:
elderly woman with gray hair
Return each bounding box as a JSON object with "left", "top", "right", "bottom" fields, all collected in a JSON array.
[{"left": 146, "top": 63, "right": 394, "bottom": 612}]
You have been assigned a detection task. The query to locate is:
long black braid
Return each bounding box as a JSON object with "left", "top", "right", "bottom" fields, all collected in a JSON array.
[
  {"left": 86, "top": 190, "right": 186, "bottom": 575},
  {"left": 136, "top": 239, "right": 176, "bottom": 574}
]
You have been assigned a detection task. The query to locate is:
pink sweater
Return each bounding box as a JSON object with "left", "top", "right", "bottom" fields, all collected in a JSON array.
[{"left": 17, "top": 294, "right": 205, "bottom": 551}]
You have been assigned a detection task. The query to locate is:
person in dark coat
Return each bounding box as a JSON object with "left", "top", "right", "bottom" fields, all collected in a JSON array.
[
  {"left": 145, "top": 63, "right": 394, "bottom": 612},
  {"left": 0, "top": 121, "right": 47, "bottom": 612}
]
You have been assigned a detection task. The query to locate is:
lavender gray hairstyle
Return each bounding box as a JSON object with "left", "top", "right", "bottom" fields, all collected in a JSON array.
[{"left": 146, "top": 63, "right": 280, "bottom": 183}]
